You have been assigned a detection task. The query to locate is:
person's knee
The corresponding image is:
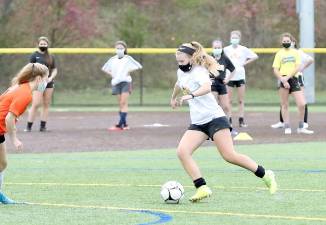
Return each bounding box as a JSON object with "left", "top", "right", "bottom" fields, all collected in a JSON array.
[
  {"left": 297, "top": 102, "right": 305, "bottom": 111},
  {"left": 221, "top": 152, "right": 237, "bottom": 164},
  {"left": 0, "top": 160, "right": 7, "bottom": 172},
  {"left": 119, "top": 101, "right": 127, "bottom": 109},
  {"left": 176, "top": 146, "right": 189, "bottom": 161},
  {"left": 32, "top": 101, "right": 42, "bottom": 109},
  {"left": 281, "top": 103, "right": 289, "bottom": 111},
  {"left": 43, "top": 100, "right": 51, "bottom": 108},
  {"left": 120, "top": 99, "right": 128, "bottom": 108}
]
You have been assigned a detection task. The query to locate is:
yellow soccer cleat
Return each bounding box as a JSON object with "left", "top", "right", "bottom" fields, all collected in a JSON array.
[
  {"left": 189, "top": 185, "right": 212, "bottom": 203},
  {"left": 262, "top": 170, "right": 278, "bottom": 194}
]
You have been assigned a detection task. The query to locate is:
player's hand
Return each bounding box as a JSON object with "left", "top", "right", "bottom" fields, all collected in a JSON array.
[
  {"left": 280, "top": 76, "right": 289, "bottom": 83},
  {"left": 223, "top": 78, "right": 230, "bottom": 84},
  {"left": 170, "top": 98, "right": 179, "bottom": 109},
  {"left": 13, "top": 138, "right": 23, "bottom": 151},
  {"left": 282, "top": 81, "right": 290, "bottom": 89},
  {"left": 179, "top": 95, "right": 193, "bottom": 106}
]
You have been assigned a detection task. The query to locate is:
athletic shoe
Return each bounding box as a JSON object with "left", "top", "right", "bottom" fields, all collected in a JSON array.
[
  {"left": 108, "top": 125, "right": 123, "bottom": 131},
  {"left": 239, "top": 122, "right": 248, "bottom": 128},
  {"left": 284, "top": 128, "right": 292, "bottom": 134},
  {"left": 262, "top": 170, "right": 277, "bottom": 194},
  {"left": 303, "top": 123, "right": 309, "bottom": 129},
  {"left": 122, "top": 125, "right": 130, "bottom": 130},
  {"left": 39, "top": 127, "right": 47, "bottom": 132},
  {"left": 0, "top": 192, "right": 16, "bottom": 204},
  {"left": 189, "top": 185, "right": 212, "bottom": 203},
  {"left": 231, "top": 129, "right": 238, "bottom": 137},
  {"left": 297, "top": 128, "right": 314, "bottom": 134},
  {"left": 271, "top": 122, "right": 284, "bottom": 129},
  {"left": 24, "top": 128, "right": 31, "bottom": 132}
]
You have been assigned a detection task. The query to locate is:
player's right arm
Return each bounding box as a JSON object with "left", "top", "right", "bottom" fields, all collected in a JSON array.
[
  {"left": 5, "top": 112, "right": 23, "bottom": 151},
  {"left": 101, "top": 58, "right": 113, "bottom": 77}
]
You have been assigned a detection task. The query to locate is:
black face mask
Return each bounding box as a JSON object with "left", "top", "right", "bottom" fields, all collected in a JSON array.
[
  {"left": 39, "top": 46, "right": 48, "bottom": 52},
  {"left": 178, "top": 63, "right": 192, "bottom": 72},
  {"left": 282, "top": 43, "right": 291, "bottom": 49}
]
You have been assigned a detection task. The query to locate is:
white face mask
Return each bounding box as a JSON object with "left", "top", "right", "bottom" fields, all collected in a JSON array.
[
  {"left": 116, "top": 49, "right": 125, "bottom": 58},
  {"left": 230, "top": 38, "right": 240, "bottom": 45},
  {"left": 37, "top": 80, "right": 47, "bottom": 92},
  {"left": 213, "top": 48, "right": 223, "bottom": 56}
]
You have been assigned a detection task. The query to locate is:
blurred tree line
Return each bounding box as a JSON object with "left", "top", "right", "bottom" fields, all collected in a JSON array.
[{"left": 0, "top": 0, "right": 325, "bottom": 91}]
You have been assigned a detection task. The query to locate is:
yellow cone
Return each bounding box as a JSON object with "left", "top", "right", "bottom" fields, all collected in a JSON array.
[{"left": 233, "top": 132, "right": 253, "bottom": 141}]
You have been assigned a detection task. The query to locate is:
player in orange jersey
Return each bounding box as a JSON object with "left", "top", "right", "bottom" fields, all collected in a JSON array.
[{"left": 0, "top": 63, "right": 49, "bottom": 204}]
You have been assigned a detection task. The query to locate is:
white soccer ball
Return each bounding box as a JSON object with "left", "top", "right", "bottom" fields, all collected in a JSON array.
[{"left": 160, "top": 181, "right": 184, "bottom": 204}]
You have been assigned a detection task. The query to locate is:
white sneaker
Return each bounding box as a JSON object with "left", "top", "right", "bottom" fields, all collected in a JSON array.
[
  {"left": 284, "top": 128, "right": 292, "bottom": 134},
  {"left": 271, "top": 122, "right": 284, "bottom": 129},
  {"left": 303, "top": 123, "right": 309, "bottom": 129},
  {"left": 297, "top": 128, "right": 314, "bottom": 134}
]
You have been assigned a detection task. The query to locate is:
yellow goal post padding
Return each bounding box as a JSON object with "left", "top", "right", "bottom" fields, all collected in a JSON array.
[{"left": 0, "top": 48, "right": 325, "bottom": 54}]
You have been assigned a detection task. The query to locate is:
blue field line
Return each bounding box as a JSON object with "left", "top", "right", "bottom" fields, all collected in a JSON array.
[
  {"left": 10, "top": 167, "right": 326, "bottom": 174},
  {"left": 127, "top": 210, "right": 173, "bottom": 225}
]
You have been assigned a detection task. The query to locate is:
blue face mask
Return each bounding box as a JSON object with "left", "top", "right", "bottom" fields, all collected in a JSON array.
[
  {"left": 37, "top": 80, "right": 47, "bottom": 92},
  {"left": 230, "top": 38, "right": 240, "bottom": 45},
  {"left": 213, "top": 48, "right": 223, "bottom": 56}
]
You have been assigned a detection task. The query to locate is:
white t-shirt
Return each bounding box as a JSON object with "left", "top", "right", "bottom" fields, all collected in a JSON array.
[
  {"left": 298, "top": 49, "right": 313, "bottom": 73},
  {"left": 223, "top": 45, "right": 258, "bottom": 81},
  {"left": 102, "top": 55, "right": 142, "bottom": 86},
  {"left": 176, "top": 66, "right": 225, "bottom": 125}
]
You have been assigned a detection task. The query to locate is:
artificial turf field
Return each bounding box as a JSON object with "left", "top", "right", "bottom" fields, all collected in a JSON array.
[{"left": 1, "top": 142, "right": 326, "bottom": 225}]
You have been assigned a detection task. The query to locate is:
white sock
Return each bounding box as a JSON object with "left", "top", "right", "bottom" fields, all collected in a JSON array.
[{"left": 0, "top": 172, "right": 3, "bottom": 191}]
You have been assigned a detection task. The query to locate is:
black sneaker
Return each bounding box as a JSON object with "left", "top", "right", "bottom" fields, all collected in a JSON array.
[{"left": 40, "top": 127, "right": 47, "bottom": 132}]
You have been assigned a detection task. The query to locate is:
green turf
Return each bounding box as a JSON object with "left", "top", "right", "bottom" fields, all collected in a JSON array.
[
  {"left": 51, "top": 88, "right": 326, "bottom": 106},
  {"left": 50, "top": 104, "right": 326, "bottom": 113},
  {"left": 2, "top": 142, "right": 326, "bottom": 225}
]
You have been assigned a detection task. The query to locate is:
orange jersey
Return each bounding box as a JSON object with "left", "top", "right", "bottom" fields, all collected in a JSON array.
[{"left": 0, "top": 83, "right": 32, "bottom": 134}]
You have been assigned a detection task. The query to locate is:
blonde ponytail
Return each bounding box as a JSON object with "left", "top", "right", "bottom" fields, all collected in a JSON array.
[{"left": 11, "top": 63, "right": 49, "bottom": 86}]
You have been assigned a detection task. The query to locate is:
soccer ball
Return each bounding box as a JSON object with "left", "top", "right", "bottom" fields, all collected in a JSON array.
[{"left": 160, "top": 181, "right": 184, "bottom": 204}]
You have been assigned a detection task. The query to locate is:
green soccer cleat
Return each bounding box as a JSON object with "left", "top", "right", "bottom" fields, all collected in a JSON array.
[
  {"left": 189, "top": 185, "right": 212, "bottom": 203},
  {"left": 262, "top": 170, "right": 278, "bottom": 194}
]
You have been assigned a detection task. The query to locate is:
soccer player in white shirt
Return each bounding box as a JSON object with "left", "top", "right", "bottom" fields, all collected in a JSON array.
[
  {"left": 102, "top": 41, "right": 142, "bottom": 130},
  {"left": 170, "top": 41, "right": 277, "bottom": 203},
  {"left": 224, "top": 30, "right": 258, "bottom": 127}
]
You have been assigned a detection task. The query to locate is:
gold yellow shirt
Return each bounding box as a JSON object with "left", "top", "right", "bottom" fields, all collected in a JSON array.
[{"left": 272, "top": 49, "right": 301, "bottom": 77}]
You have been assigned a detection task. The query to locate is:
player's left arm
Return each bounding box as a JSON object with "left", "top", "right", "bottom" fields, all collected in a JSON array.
[
  {"left": 48, "top": 56, "right": 57, "bottom": 82},
  {"left": 300, "top": 56, "right": 314, "bottom": 73},
  {"left": 243, "top": 48, "right": 259, "bottom": 66},
  {"left": 48, "top": 68, "right": 57, "bottom": 82},
  {"left": 128, "top": 56, "right": 143, "bottom": 73}
]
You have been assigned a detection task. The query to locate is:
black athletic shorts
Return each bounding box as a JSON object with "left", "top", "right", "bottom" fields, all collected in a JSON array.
[
  {"left": 280, "top": 77, "right": 301, "bottom": 93},
  {"left": 188, "top": 117, "right": 231, "bottom": 141},
  {"left": 112, "top": 82, "right": 132, "bottom": 95},
  {"left": 46, "top": 81, "right": 54, "bottom": 89},
  {"left": 0, "top": 135, "right": 5, "bottom": 144},
  {"left": 227, "top": 79, "right": 245, "bottom": 88},
  {"left": 298, "top": 75, "right": 304, "bottom": 87},
  {"left": 211, "top": 79, "right": 227, "bottom": 95}
]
